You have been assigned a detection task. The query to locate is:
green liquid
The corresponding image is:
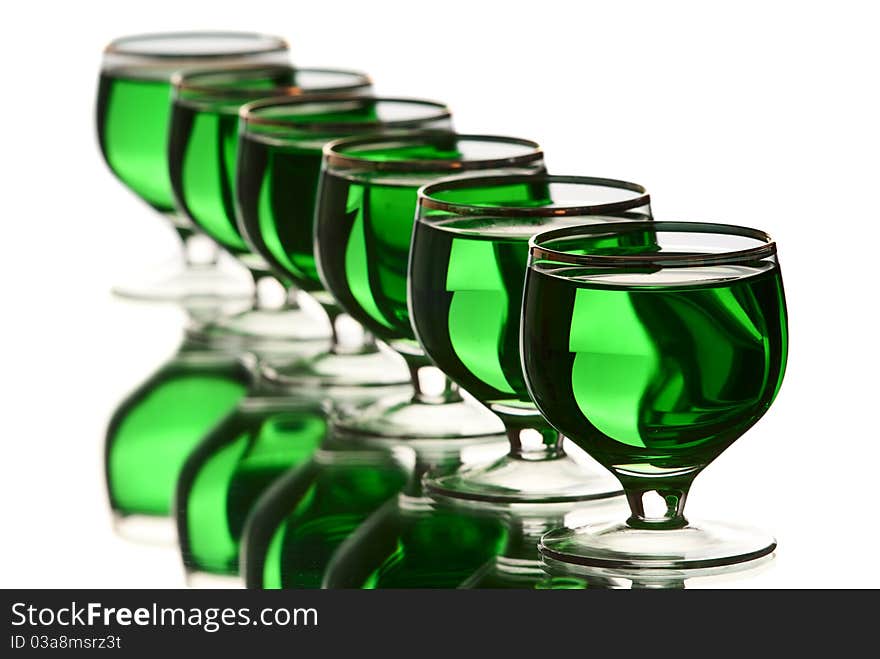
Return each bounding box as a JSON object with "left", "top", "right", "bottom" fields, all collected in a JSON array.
[
  {"left": 521, "top": 263, "right": 788, "bottom": 482},
  {"left": 323, "top": 496, "right": 508, "bottom": 588},
  {"left": 168, "top": 101, "right": 250, "bottom": 256},
  {"left": 410, "top": 216, "right": 582, "bottom": 404},
  {"left": 96, "top": 73, "right": 176, "bottom": 213},
  {"left": 176, "top": 399, "right": 327, "bottom": 576},
  {"left": 105, "top": 345, "right": 251, "bottom": 517},
  {"left": 314, "top": 172, "right": 421, "bottom": 341},
  {"left": 236, "top": 134, "right": 325, "bottom": 290},
  {"left": 242, "top": 446, "right": 410, "bottom": 588}
]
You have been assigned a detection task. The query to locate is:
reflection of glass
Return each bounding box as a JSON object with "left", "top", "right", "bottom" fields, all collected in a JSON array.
[
  {"left": 175, "top": 386, "right": 328, "bottom": 585},
  {"left": 539, "top": 553, "right": 777, "bottom": 589},
  {"left": 411, "top": 174, "right": 650, "bottom": 501},
  {"left": 457, "top": 498, "right": 625, "bottom": 589},
  {"left": 240, "top": 434, "right": 413, "bottom": 588},
  {"left": 105, "top": 337, "right": 251, "bottom": 539},
  {"left": 169, "top": 65, "right": 373, "bottom": 351},
  {"left": 317, "top": 133, "right": 548, "bottom": 439},
  {"left": 236, "top": 97, "right": 452, "bottom": 389},
  {"left": 321, "top": 439, "right": 512, "bottom": 588},
  {"left": 523, "top": 222, "right": 788, "bottom": 570},
  {"left": 96, "top": 32, "right": 288, "bottom": 303}
]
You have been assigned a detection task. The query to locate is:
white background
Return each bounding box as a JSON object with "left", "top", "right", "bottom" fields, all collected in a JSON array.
[{"left": 2, "top": 1, "right": 878, "bottom": 588}]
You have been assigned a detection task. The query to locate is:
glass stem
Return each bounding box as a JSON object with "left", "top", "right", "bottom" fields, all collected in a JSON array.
[
  {"left": 492, "top": 407, "right": 565, "bottom": 461},
  {"left": 399, "top": 351, "right": 463, "bottom": 405},
  {"left": 402, "top": 450, "right": 464, "bottom": 498},
  {"left": 321, "top": 302, "right": 379, "bottom": 356},
  {"left": 622, "top": 479, "right": 693, "bottom": 530},
  {"left": 250, "top": 273, "right": 300, "bottom": 312},
  {"left": 180, "top": 231, "right": 221, "bottom": 268}
]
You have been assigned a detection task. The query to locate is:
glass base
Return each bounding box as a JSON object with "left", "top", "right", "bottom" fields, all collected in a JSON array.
[
  {"left": 541, "top": 553, "right": 776, "bottom": 589},
  {"left": 185, "top": 571, "right": 244, "bottom": 589},
  {"left": 331, "top": 391, "right": 505, "bottom": 440},
  {"left": 111, "top": 513, "right": 177, "bottom": 547},
  {"left": 426, "top": 453, "right": 622, "bottom": 504},
  {"left": 111, "top": 258, "right": 253, "bottom": 305},
  {"left": 539, "top": 519, "right": 777, "bottom": 570},
  {"left": 260, "top": 347, "right": 411, "bottom": 391},
  {"left": 188, "top": 307, "right": 331, "bottom": 353}
]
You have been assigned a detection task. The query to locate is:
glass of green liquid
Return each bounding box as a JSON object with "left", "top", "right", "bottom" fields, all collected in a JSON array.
[
  {"left": 411, "top": 174, "right": 650, "bottom": 501},
  {"left": 522, "top": 221, "right": 788, "bottom": 571},
  {"left": 96, "top": 31, "right": 288, "bottom": 303},
  {"left": 316, "top": 132, "right": 547, "bottom": 439},
  {"left": 168, "top": 65, "right": 373, "bottom": 352},
  {"left": 235, "top": 96, "right": 452, "bottom": 391}
]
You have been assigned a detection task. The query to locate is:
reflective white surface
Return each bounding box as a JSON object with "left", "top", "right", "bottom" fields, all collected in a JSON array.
[{"left": 3, "top": 0, "right": 879, "bottom": 588}]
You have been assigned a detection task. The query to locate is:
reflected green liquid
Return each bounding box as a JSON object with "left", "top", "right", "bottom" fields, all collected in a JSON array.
[
  {"left": 105, "top": 349, "right": 251, "bottom": 517},
  {"left": 242, "top": 450, "right": 410, "bottom": 588},
  {"left": 177, "top": 401, "right": 327, "bottom": 575}
]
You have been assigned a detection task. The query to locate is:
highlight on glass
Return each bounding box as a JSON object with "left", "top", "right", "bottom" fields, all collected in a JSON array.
[
  {"left": 522, "top": 221, "right": 788, "bottom": 570},
  {"left": 96, "top": 31, "right": 289, "bottom": 303}
]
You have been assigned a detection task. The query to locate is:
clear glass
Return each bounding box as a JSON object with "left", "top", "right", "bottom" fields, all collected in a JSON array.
[
  {"left": 316, "top": 132, "right": 549, "bottom": 439},
  {"left": 411, "top": 174, "right": 651, "bottom": 501},
  {"left": 236, "top": 97, "right": 455, "bottom": 391},
  {"left": 522, "top": 221, "right": 788, "bottom": 570},
  {"left": 168, "top": 65, "right": 374, "bottom": 353},
  {"left": 96, "top": 31, "right": 288, "bottom": 303}
]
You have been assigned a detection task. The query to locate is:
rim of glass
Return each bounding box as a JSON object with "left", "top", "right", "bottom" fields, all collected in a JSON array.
[
  {"left": 172, "top": 65, "right": 371, "bottom": 99},
  {"left": 323, "top": 131, "right": 543, "bottom": 173},
  {"left": 529, "top": 221, "right": 777, "bottom": 268},
  {"left": 104, "top": 31, "right": 289, "bottom": 59},
  {"left": 418, "top": 174, "right": 650, "bottom": 218},
  {"left": 239, "top": 94, "right": 451, "bottom": 131}
]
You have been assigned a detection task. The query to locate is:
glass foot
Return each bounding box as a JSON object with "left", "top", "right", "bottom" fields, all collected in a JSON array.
[
  {"left": 541, "top": 552, "right": 776, "bottom": 589},
  {"left": 261, "top": 347, "right": 411, "bottom": 391},
  {"left": 111, "top": 513, "right": 177, "bottom": 547},
  {"left": 331, "top": 391, "right": 505, "bottom": 440},
  {"left": 111, "top": 258, "right": 254, "bottom": 305},
  {"left": 426, "top": 452, "right": 622, "bottom": 504},
  {"left": 188, "top": 307, "right": 331, "bottom": 354},
  {"left": 539, "top": 519, "right": 776, "bottom": 570}
]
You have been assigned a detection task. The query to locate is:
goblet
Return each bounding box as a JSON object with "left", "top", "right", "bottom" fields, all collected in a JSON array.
[
  {"left": 105, "top": 336, "right": 251, "bottom": 539},
  {"left": 411, "top": 174, "right": 649, "bottom": 499},
  {"left": 235, "top": 97, "right": 452, "bottom": 390},
  {"left": 169, "top": 65, "right": 373, "bottom": 350},
  {"left": 97, "top": 31, "right": 288, "bottom": 302},
  {"left": 316, "top": 132, "right": 547, "bottom": 438},
  {"left": 523, "top": 221, "right": 788, "bottom": 570}
]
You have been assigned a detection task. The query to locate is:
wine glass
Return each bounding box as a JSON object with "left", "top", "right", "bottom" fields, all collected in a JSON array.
[
  {"left": 97, "top": 31, "right": 290, "bottom": 303},
  {"left": 235, "top": 97, "right": 453, "bottom": 392},
  {"left": 522, "top": 221, "right": 788, "bottom": 570},
  {"left": 168, "top": 64, "right": 373, "bottom": 351},
  {"left": 411, "top": 174, "right": 650, "bottom": 499},
  {"left": 316, "top": 132, "right": 547, "bottom": 439}
]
